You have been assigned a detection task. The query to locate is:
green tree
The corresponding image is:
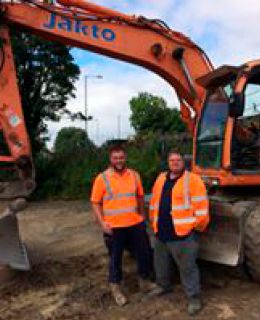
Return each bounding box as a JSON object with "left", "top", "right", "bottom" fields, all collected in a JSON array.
[
  {"left": 11, "top": 30, "right": 80, "bottom": 154},
  {"left": 129, "top": 92, "right": 186, "bottom": 134},
  {"left": 32, "top": 127, "right": 102, "bottom": 199},
  {"left": 54, "top": 127, "right": 95, "bottom": 154}
]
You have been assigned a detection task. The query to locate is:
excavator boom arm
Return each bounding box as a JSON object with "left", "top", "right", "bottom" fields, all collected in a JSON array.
[
  {"left": 1, "top": 0, "right": 213, "bottom": 126},
  {"left": 0, "top": 0, "right": 215, "bottom": 200}
]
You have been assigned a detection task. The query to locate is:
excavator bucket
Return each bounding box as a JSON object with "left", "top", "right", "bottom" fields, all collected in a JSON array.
[
  {"left": 0, "top": 200, "right": 30, "bottom": 270},
  {"left": 199, "top": 197, "right": 246, "bottom": 266},
  {"left": 0, "top": 213, "right": 30, "bottom": 270},
  {"left": 146, "top": 194, "right": 245, "bottom": 266}
]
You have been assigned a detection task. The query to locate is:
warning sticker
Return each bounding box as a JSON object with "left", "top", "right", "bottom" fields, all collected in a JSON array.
[{"left": 9, "top": 115, "right": 21, "bottom": 127}]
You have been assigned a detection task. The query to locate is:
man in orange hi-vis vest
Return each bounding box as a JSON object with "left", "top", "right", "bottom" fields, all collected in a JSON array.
[
  {"left": 91, "top": 145, "right": 154, "bottom": 307},
  {"left": 149, "top": 151, "right": 209, "bottom": 316}
]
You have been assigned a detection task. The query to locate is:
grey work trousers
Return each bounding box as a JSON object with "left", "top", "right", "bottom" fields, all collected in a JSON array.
[{"left": 154, "top": 232, "right": 200, "bottom": 298}]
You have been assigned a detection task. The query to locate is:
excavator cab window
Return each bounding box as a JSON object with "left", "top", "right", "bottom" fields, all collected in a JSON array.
[
  {"left": 231, "top": 77, "right": 260, "bottom": 173},
  {"left": 196, "top": 88, "right": 230, "bottom": 169}
]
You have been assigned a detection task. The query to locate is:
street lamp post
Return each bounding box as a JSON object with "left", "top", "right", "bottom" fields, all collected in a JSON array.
[
  {"left": 95, "top": 118, "right": 100, "bottom": 145},
  {"left": 84, "top": 74, "right": 103, "bottom": 137}
]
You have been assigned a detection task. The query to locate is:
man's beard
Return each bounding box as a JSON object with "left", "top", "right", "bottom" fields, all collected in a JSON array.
[
  {"left": 111, "top": 163, "right": 126, "bottom": 172},
  {"left": 170, "top": 167, "right": 185, "bottom": 176}
]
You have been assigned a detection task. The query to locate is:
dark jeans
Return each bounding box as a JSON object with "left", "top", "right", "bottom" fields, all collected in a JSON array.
[
  {"left": 104, "top": 222, "right": 153, "bottom": 284},
  {"left": 154, "top": 232, "right": 200, "bottom": 298}
]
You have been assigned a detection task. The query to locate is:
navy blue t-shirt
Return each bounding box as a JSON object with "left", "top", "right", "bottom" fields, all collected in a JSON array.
[{"left": 156, "top": 172, "right": 188, "bottom": 242}]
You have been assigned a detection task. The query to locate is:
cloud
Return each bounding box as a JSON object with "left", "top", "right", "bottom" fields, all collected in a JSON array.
[
  {"left": 48, "top": 0, "right": 260, "bottom": 146},
  {"left": 48, "top": 59, "right": 176, "bottom": 146},
  {"left": 169, "top": 0, "right": 260, "bottom": 65},
  {"left": 96, "top": 0, "right": 179, "bottom": 21}
]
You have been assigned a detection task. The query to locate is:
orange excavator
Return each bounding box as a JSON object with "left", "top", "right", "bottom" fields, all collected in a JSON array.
[{"left": 1, "top": 0, "right": 260, "bottom": 280}]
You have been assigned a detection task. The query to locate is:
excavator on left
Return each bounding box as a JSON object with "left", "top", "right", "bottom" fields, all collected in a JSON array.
[{"left": 0, "top": 0, "right": 213, "bottom": 270}]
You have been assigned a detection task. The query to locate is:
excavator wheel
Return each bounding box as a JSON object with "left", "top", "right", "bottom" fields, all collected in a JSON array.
[{"left": 244, "top": 203, "right": 260, "bottom": 282}]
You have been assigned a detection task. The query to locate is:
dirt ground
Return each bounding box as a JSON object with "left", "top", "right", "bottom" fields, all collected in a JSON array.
[{"left": 0, "top": 201, "right": 260, "bottom": 320}]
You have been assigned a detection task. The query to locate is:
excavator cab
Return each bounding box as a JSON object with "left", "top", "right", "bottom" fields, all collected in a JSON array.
[
  {"left": 193, "top": 63, "right": 260, "bottom": 273},
  {"left": 195, "top": 62, "right": 260, "bottom": 179}
]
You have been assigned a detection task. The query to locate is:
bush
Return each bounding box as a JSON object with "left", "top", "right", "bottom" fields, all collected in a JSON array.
[
  {"left": 32, "top": 131, "right": 192, "bottom": 200},
  {"left": 33, "top": 148, "right": 107, "bottom": 199}
]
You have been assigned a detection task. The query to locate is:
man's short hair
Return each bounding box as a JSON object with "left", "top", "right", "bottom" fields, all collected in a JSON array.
[
  {"left": 109, "top": 145, "right": 127, "bottom": 155},
  {"left": 168, "top": 149, "right": 184, "bottom": 159}
]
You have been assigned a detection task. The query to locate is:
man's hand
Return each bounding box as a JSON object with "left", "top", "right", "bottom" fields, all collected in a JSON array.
[
  {"left": 92, "top": 203, "right": 113, "bottom": 234},
  {"left": 102, "top": 221, "right": 113, "bottom": 235}
]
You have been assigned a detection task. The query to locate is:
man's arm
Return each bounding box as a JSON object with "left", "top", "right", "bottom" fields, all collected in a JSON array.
[
  {"left": 148, "top": 176, "right": 160, "bottom": 224},
  {"left": 90, "top": 174, "right": 113, "bottom": 234},
  {"left": 92, "top": 202, "right": 113, "bottom": 234},
  {"left": 135, "top": 172, "right": 146, "bottom": 219},
  {"left": 191, "top": 175, "right": 210, "bottom": 232}
]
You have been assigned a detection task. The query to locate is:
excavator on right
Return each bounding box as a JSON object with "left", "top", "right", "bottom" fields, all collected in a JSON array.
[
  {"left": 1, "top": 0, "right": 260, "bottom": 283},
  {"left": 193, "top": 60, "right": 260, "bottom": 281}
]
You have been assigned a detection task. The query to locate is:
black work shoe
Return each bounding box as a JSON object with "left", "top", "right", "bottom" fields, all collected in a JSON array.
[{"left": 187, "top": 295, "right": 202, "bottom": 316}]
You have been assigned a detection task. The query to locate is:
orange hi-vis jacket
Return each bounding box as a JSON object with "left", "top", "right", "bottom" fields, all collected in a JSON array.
[
  {"left": 149, "top": 170, "right": 209, "bottom": 236},
  {"left": 91, "top": 168, "right": 144, "bottom": 228}
]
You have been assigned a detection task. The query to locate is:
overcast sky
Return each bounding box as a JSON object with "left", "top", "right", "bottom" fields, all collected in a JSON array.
[{"left": 47, "top": 0, "right": 260, "bottom": 146}]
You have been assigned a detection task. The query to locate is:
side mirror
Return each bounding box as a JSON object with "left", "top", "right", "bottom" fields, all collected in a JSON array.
[{"left": 229, "top": 92, "right": 245, "bottom": 118}]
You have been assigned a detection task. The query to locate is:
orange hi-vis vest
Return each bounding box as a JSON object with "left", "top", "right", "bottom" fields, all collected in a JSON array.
[
  {"left": 101, "top": 169, "right": 143, "bottom": 228},
  {"left": 149, "top": 170, "right": 209, "bottom": 236}
]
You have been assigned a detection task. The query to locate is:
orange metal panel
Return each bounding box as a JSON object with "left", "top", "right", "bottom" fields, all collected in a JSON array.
[
  {"left": 0, "top": 26, "right": 31, "bottom": 161},
  {"left": 222, "top": 117, "right": 233, "bottom": 169},
  {"left": 2, "top": 3, "right": 210, "bottom": 119}
]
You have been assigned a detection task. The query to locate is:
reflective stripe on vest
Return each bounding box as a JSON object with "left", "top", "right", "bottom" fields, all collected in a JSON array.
[
  {"left": 172, "top": 171, "right": 191, "bottom": 211},
  {"left": 102, "top": 172, "right": 114, "bottom": 200},
  {"left": 191, "top": 195, "right": 207, "bottom": 202},
  {"left": 103, "top": 206, "right": 138, "bottom": 216},
  {"left": 102, "top": 171, "right": 137, "bottom": 201},
  {"left": 195, "top": 209, "right": 208, "bottom": 216},
  {"left": 149, "top": 205, "right": 159, "bottom": 210},
  {"left": 102, "top": 170, "right": 138, "bottom": 216},
  {"left": 183, "top": 171, "right": 191, "bottom": 209},
  {"left": 173, "top": 217, "right": 196, "bottom": 225},
  {"left": 103, "top": 192, "right": 136, "bottom": 200},
  {"left": 153, "top": 215, "right": 159, "bottom": 224}
]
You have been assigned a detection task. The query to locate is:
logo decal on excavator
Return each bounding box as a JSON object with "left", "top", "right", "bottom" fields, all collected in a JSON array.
[
  {"left": 43, "top": 13, "right": 116, "bottom": 42},
  {"left": 5, "top": 108, "right": 21, "bottom": 128}
]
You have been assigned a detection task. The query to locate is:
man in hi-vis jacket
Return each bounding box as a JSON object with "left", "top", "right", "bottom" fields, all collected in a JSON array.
[
  {"left": 149, "top": 151, "right": 209, "bottom": 316},
  {"left": 91, "top": 145, "right": 154, "bottom": 306}
]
